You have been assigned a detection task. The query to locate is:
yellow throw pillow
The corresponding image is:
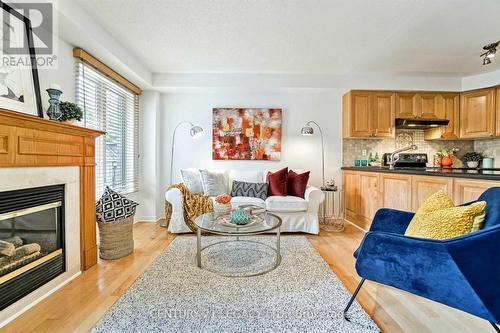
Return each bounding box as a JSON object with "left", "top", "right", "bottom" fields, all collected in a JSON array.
[
  {"left": 414, "top": 190, "right": 455, "bottom": 215},
  {"left": 472, "top": 210, "right": 486, "bottom": 232},
  {"left": 405, "top": 201, "right": 486, "bottom": 240}
]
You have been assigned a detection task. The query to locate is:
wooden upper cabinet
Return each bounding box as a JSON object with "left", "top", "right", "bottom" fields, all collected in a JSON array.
[
  {"left": 460, "top": 88, "right": 495, "bottom": 138},
  {"left": 396, "top": 92, "right": 442, "bottom": 119},
  {"left": 417, "top": 93, "right": 440, "bottom": 119},
  {"left": 439, "top": 93, "right": 460, "bottom": 139},
  {"left": 372, "top": 92, "right": 395, "bottom": 137},
  {"left": 351, "top": 91, "right": 372, "bottom": 137},
  {"left": 343, "top": 90, "right": 394, "bottom": 138},
  {"left": 424, "top": 93, "right": 460, "bottom": 140},
  {"left": 395, "top": 92, "right": 418, "bottom": 118}
]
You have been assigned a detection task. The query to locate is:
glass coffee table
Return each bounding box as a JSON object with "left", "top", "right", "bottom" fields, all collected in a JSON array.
[{"left": 194, "top": 211, "right": 282, "bottom": 277}]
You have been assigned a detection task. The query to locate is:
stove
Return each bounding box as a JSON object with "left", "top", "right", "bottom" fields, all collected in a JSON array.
[{"left": 382, "top": 153, "right": 428, "bottom": 168}]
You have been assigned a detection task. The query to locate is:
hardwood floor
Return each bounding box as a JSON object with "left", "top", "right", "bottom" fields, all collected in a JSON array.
[{"left": 2, "top": 221, "right": 492, "bottom": 333}]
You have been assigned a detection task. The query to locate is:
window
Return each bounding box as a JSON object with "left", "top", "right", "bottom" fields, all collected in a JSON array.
[{"left": 75, "top": 58, "right": 139, "bottom": 198}]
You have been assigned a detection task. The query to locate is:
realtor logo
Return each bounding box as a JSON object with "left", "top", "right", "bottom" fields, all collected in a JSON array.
[{"left": 1, "top": 0, "right": 57, "bottom": 67}]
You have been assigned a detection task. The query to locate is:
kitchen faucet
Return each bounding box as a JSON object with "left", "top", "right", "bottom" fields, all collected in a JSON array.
[{"left": 388, "top": 145, "right": 418, "bottom": 170}]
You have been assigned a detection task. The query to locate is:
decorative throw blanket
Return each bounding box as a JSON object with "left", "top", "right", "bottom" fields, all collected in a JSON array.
[{"left": 165, "top": 183, "right": 213, "bottom": 232}]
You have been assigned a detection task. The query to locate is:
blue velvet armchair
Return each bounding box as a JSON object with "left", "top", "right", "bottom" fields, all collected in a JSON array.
[{"left": 344, "top": 187, "right": 500, "bottom": 332}]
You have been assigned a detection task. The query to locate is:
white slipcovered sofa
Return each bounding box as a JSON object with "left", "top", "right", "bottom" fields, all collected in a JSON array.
[{"left": 165, "top": 169, "right": 324, "bottom": 234}]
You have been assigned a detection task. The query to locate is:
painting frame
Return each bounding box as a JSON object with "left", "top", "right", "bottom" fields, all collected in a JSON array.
[
  {"left": 0, "top": 1, "right": 43, "bottom": 118},
  {"left": 212, "top": 107, "right": 282, "bottom": 161}
]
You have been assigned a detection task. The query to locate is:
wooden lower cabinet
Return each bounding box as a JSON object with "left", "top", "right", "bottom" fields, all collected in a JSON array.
[
  {"left": 342, "top": 171, "right": 380, "bottom": 230},
  {"left": 453, "top": 178, "right": 498, "bottom": 205},
  {"left": 358, "top": 173, "right": 380, "bottom": 228},
  {"left": 379, "top": 173, "right": 412, "bottom": 211},
  {"left": 342, "top": 170, "right": 500, "bottom": 230},
  {"left": 411, "top": 176, "right": 453, "bottom": 211},
  {"left": 343, "top": 171, "right": 359, "bottom": 222}
]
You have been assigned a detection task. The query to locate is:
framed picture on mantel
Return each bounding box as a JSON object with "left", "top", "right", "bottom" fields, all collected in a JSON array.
[
  {"left": 0, "top": 2, "right": 43, "bottom": 117},
  {"left": 212, "top": 107, "right": 282, "bottom": 160}
]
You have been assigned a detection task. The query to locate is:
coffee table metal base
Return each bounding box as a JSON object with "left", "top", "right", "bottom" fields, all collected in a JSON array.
[{"left": 196, "top": 228, "right": 281, "bottom": 277}]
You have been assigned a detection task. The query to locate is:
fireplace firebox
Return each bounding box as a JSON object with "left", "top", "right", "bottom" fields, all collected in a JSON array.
[{"left": 0, "top": 185, "right": 65, "bottom": 310}]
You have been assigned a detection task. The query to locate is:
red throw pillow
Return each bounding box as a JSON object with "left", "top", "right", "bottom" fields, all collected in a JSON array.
[
  {"left": 267, "top": 167, "right": 288, "bottom": 196},
  {"left": 288, "top": 170, "right": 310, "bottom": 198}
]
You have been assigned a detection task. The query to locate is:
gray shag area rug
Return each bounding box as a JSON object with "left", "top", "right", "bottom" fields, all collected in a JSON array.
[{"left": 92, "top": 236, "right": 379, "bottom": 333}]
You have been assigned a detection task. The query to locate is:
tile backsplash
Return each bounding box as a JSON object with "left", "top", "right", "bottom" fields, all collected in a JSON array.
[
  {"left": 474, "top": 139, "right": 500, "bottom": 168},
  {"left": 342, "top": 130, "right": 474, "bottom": 167}
]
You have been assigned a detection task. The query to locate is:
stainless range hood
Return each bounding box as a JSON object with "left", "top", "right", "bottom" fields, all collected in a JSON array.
[{"left": 395, "top": 118, "right": 449, "bottom": 129}]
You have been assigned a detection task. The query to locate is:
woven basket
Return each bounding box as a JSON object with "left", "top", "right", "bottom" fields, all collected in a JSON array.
[{"left": 97, "top": 215, "right": 134, "bottom": 260}]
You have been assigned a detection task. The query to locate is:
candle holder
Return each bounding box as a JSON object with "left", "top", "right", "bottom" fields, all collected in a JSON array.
[{"left": 46, "top": 88, "right": 63, "bottom": 120}]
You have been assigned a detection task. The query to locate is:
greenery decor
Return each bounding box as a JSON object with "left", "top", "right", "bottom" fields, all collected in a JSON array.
[
  {"left": 58, "top": 101, "right": 83, "bottom": 122},
  {"left": 436, "top": 148, "right": 459, "bottom": 157},
  {"left": 462, "top": 152, "right": 483, "bottom": 162}
]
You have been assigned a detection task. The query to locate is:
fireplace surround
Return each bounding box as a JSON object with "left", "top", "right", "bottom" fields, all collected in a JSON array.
[
  {"left": 0, "top": 185, "right": 65, "bottom": 310},
  {"left": 0, "top": 109, "right": 103, "bottom": 325}
]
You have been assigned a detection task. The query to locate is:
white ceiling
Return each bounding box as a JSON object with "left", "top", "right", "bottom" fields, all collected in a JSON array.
[{"left": 75, "top": 0, "right": 500, "bottom": 77}]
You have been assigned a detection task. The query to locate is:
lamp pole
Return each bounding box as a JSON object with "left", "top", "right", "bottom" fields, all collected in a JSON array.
[
  {"left": 170, "top": 121, "right": 195, "bottom": 185},
  {"left": 305, "top": 121, "right": 325, "bottom": 188}
]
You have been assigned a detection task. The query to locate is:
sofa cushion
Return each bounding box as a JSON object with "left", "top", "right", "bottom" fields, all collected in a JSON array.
[
  {"left": 288, "top": 170, "right": 310, "bottom": 198},
  {"left": 200, "top": 170, "right": 227, "bottom": 196},
  {"left": 230, "top": 196, "right": 266, "bottom": 209},
  {"left": 265, "top": 195, "right": 308, "bottom": 212},
  {"left": 266, "top": 167, "right": 288, "bottom": 196},
  {"left": 228, "top": 170, "right": 263, "bottom": 184},
  {"left": 179, "top": 168, "right": 203, "bottom": 194}
]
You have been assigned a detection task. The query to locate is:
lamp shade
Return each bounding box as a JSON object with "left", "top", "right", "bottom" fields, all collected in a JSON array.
[
  {"left": 301, "top": 126, "right": 314, "bottom": 135},
  {"left": 190, "top": 125, "right": 204, "bottom": 138}
]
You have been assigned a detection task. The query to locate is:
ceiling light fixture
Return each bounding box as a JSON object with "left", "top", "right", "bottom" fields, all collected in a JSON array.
[{"left": 480, "top": 41, "right": 499, "bottom": 65}]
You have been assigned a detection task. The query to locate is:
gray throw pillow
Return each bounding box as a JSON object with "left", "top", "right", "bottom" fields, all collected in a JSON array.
[
  {"left": 199, "top": 170, "right": 227, "bottom": 196},
  {"left": 231, "top": 181, "right": 268, "bottom": 200}
]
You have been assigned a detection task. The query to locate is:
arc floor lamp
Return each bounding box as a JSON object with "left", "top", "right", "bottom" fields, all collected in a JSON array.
[
  {"left": 169, "top": 121, "right": 204, "bottom": 185},
  {"left": 300, "top": 120, "right": 325, "bottom": 188}
]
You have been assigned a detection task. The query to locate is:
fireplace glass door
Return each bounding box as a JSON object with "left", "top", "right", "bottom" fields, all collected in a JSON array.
[
  {"left": 0, "top": 184, "right": 65, "bottom": 310},
  {"left": 0, "top": 202, "right": 62, "bottom": 280}
]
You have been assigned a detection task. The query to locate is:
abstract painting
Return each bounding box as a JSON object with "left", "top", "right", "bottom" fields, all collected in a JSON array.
[{"left": 213, "top": 108, "right": 282, "bottom": 160}]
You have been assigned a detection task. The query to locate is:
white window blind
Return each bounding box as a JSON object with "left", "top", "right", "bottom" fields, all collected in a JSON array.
[{"left": 75, "top": 58, "right": 139, "bottom": 198}]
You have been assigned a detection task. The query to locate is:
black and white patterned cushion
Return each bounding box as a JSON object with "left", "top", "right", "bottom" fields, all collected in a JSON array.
[
  {"left": 231, "top": 181, "right": 268, "bottom": 200},
  {"left": 96, "top": 187, "right": 139, "bottom": 222}
]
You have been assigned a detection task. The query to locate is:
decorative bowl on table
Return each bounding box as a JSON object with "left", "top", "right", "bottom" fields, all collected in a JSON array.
[
  {"left": 230, "top": 209, "right": 252, "bottom": 225},
  {"left": 214, "top": 194, "right": 232, "bottom": 214}
]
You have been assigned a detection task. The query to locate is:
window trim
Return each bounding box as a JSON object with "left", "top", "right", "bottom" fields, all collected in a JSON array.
[{"left": 73, "top": 48, "right": 142, "bottom": 95}]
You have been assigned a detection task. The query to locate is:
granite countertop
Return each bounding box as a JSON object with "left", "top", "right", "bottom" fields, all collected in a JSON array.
[{"left": 341, "top": 166, "right": 500, "bottom": 181}]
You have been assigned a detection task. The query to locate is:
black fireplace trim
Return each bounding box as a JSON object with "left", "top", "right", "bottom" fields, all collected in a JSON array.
[
  {"left": 0, "top": 184, "right": 66, "bottom": 310},
  {"left": 0, "top": 254, "right": 64, "bottom": 310}
]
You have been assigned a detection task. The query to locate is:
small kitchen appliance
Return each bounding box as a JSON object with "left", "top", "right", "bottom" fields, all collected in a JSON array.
[{"left": 382, "top": 153, "right": 428, "bottom": 168}]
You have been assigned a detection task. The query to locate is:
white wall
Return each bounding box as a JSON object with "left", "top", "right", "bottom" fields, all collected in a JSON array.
[
  {"left": 37, "top": 38, "right": 76, "bottom": 111},
  {"left": 158, "top": 89, "right": 342, "bottom": 195},
  {"left": 461, "top": 68, "right": 500, "bottom": 91},
  {"left": 128, "top": 91, "right": 162, "bottom": 221}
]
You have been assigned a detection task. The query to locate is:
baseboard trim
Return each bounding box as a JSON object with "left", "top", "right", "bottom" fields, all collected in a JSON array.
[{"left": 134, "top": 216, "right": 161, "bottom": 223}]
